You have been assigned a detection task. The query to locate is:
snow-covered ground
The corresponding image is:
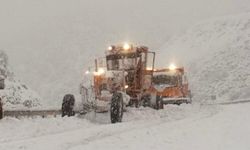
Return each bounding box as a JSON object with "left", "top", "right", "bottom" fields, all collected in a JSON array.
[{"left": 0, "top": 103, "right": 249, "bottom": 150}]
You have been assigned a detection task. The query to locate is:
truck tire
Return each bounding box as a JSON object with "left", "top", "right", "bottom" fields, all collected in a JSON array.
[
  {"left": 110, "top": 92, "right": 123, "bottom": 123},
  {"left": 62, "top": 94, "right": 75, "bottom": 117},
  {"left": 156, "top": 95, "right": 164, "bottom": 110},
  {"left": 141, "top": 94, "right": 151, "bottom": 107}
]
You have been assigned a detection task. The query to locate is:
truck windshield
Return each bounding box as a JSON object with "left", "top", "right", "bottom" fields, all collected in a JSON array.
[
  {"left": 106, "top": 53, "right": 138, "bottom": 70},
  {"left": 152, "top": 75, "right": 179, "bottom": 86}
]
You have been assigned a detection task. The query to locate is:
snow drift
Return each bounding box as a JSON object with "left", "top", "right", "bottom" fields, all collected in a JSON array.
[
  {"left": 0, "top": 50, "right": 42, "bottom": 109},
  {"left": 159, "top": 13, "right": 250, "bottom": 102}
]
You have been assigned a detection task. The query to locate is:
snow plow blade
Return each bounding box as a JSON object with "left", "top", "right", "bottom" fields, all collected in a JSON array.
[
  {"left": 95, "top": 106, "right": 109, "bottom": 113},
  {"left": 162, "top": 97, "right": 191, "bottom": 105}
]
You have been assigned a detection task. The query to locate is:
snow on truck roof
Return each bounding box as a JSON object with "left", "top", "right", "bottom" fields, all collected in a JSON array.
[
  {"left": 153, "top": 68, "right": 184, "bottom": 76},
  {"left": 106, "top": 43, "right": 149, "bottom": 55}
]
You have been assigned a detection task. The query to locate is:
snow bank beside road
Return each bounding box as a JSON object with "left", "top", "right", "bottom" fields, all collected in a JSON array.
[{"left": 0, "top": 116, "right": 94, "bottom": 143}]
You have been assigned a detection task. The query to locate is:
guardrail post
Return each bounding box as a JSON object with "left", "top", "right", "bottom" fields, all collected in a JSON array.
[{"left": 0, "top": 98, "right": 2, "bottom": 120}]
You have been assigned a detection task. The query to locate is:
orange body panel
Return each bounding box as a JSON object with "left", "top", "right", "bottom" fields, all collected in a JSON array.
[{"left": 148, "top": 84, "right": 189, "bottom": 98}]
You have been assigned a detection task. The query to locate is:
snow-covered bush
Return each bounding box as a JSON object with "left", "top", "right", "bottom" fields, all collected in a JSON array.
[{"left": 0, "top": 50, "right": 42, "bottom": 110}]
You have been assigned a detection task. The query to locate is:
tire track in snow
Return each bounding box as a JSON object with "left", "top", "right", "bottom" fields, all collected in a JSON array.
[{"left": 66, "top": 105, "right": 219, "bottom": 149}]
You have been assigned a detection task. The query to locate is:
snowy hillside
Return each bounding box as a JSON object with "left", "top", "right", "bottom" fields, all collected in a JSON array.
[
  {"left": 190, "top": 46, "right": 250, "bottom": 102},
  {"left": 159, "top": 13, "right": 250, "bottom": 102},
  {"left": 0, "top": 51, "right": 41, "bottom": 109}
]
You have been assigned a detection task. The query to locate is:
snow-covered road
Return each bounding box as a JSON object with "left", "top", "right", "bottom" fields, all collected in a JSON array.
[{"left": 0, "top": 103, "right": 249, "bottom": 150}]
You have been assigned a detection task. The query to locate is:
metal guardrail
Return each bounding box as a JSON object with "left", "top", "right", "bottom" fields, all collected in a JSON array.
[
  {"left": 204, "top": 99, "right": 250, "bottom": 105},
  {"left": 3, "top": 110, "right": 62, "bottom": 118},
  {"left": 3, "top": 99, "right": 250, "bottom": 118},
  {"left": 215, "top": 99, "right": 250, "bottom": 105}
]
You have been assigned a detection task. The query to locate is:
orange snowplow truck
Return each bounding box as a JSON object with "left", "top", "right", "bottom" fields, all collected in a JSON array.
[
  {"left": 149, "top": 68, "right": 191, "bottom": 106},
  {"left": 62, "top": 43, "right": 191, "bottom": 123},
  {"left": 91, "top": 43, "right": 191, "bottom": 123}
]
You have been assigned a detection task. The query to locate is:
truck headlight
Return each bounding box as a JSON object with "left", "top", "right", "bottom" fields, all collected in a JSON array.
[
  {"left": 123, "top": 43, "right": 130, "bottom": 50},
  {"left": 169, "top": 63, "right": 177, "bottom": 70},
  {"left": 94, "top": 68, "right": 105, "bottom": 76},
  {"left": 108, "top": 46, "right": 113, "bottom": 51}
]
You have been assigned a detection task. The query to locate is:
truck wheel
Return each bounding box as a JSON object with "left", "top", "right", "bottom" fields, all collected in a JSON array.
[
  {"left": 156, "top": 95, "right": 164, "bottom": 110},
  {"left": 0, "top": 98, "right": 3, "bottom": 119},
  {"left": 110, "top": 92, "right": 123, "bottom": 123},
  {"left": 142, "top": 94, "right": 151, "bottom": 107},
  {"left": 62, "top": 94, "right": 75, "bottom": 117}
]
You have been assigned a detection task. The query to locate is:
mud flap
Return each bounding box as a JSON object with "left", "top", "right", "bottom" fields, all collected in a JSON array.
[{"left": 0, "top": 99, "right": 2, "bottom": 119}]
